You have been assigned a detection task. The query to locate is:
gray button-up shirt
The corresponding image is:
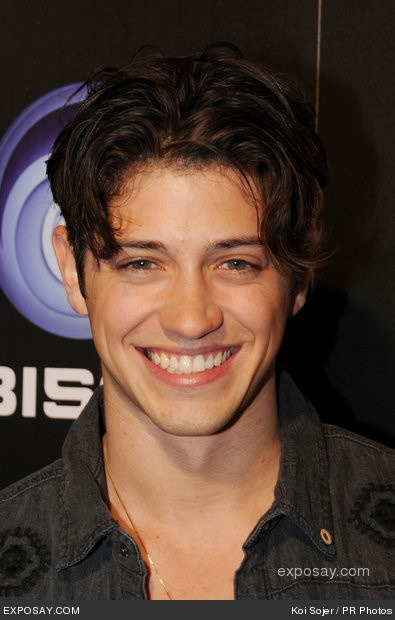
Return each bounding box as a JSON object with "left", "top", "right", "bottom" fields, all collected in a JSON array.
[{"left": 0, "top": 369, "right": 393, "bottom": 599}]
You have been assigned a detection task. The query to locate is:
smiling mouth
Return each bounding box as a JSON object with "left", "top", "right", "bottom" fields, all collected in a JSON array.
[{"left": 142, "top": 348, "right": 235, "bottom": 375}]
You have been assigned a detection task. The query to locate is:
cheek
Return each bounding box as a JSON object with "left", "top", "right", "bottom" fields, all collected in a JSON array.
[
  {"left": 237, "top": 288, "right": 291, "bottom": 340},
  {"left": 89, "top": 286, "right": 158, "bottom": 339},
  {"left": 86, "top": 287, "right": 125, "bottom": 334}
]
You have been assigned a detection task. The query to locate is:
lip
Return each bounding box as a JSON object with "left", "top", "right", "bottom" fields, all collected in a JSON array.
[{"left": 136, "top": 346, "right": 239, "bottom": 387}]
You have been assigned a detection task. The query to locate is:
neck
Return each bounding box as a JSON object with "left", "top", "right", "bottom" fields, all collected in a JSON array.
[{"left": 102, "top": 383, "right": 281, "bottom": 517}]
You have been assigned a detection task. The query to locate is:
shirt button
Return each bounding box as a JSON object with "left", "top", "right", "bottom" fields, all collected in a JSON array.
[
  {"left": 120, "top": 543, "right": 130, "bottom": 557},
  {"left": 320, "top": 528, "right": 333, "bottom": 545}
]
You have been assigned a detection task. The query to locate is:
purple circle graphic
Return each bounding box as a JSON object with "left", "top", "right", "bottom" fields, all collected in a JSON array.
[{"left": 0, "top": 85, "right": 92, "bottom": 339}]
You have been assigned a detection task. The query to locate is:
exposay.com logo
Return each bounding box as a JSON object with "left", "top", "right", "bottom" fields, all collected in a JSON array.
[{"left": 0, "top": 85, "right": 91, "bottom": 339}]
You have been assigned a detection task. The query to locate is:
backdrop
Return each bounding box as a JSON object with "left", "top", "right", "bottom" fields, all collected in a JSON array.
[{"left": 1, "top": 0, "right": 394, "bottom": 489}]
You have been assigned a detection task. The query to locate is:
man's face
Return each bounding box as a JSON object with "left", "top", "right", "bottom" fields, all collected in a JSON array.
[{"left": 55, "top": 166, "right": 306, "bottom": 437}]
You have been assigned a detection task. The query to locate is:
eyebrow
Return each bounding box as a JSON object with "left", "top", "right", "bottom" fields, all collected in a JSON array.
[
  {"left": 208, "top": 236, "right": 264, "bottom": 250},
  {"left": 119, "top": 240, "right": 166, "bottom": 250},
  {"left": 118, "top": 236, "right": 264, "bottom": 252}
]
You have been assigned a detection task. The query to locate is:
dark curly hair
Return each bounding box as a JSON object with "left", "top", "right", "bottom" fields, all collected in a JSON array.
[{"left": 46, "top": 43, "right": 328, "bottom": 294}]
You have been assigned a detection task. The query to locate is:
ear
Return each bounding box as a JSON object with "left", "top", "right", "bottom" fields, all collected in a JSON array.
[
  {"left": 52, "top": 225, "right": 88, "bottom": 316},
  {"left": 288, "top": 278, "right": 309, "bottom": 318}
]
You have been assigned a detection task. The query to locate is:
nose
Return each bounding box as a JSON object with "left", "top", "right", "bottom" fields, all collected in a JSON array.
[{"left": 159, "top": 271, "right": 223, "bottom": 341}]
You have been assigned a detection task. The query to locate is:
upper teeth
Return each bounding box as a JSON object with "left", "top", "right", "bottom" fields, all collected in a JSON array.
[{"left": 145, "top": 349, "right": 232, "bottom": 374}]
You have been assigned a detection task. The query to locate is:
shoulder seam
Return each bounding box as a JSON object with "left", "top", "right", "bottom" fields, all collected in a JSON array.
[
  {"left": 324, "top": 429, "right": 395, "bottom": 457},
  {"left": 0, "top": 468, "right": 63, "bottom": 504}
]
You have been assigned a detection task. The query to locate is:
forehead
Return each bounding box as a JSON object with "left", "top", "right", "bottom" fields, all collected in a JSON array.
[{"left": 109, "top": 165, "right": 262, "bottom": 241}]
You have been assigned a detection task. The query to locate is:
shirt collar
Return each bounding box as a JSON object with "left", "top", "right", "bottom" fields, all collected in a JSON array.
[
  {"left": 56, "top": 387, "right": 116, "bottom": 569},
  {"left": 245, "top": 367, "right": 336, "bottom": 558}
]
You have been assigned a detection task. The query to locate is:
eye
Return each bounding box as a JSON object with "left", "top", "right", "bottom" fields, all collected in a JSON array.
[
  {"left": 221, "top": 259, "right": 259, "bottom": 271},
  {"left": 119, "top": 259, "right": 158, "bottom": 270}
]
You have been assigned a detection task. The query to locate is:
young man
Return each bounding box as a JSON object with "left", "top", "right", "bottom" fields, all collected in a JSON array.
[{"left": 0, "top": 44, "right": 393, "bottom": 600}]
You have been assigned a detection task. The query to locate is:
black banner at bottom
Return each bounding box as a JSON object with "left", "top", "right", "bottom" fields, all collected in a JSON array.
[{"left": 1, "top": 601, "right": 394, "bottom": 619}]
